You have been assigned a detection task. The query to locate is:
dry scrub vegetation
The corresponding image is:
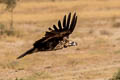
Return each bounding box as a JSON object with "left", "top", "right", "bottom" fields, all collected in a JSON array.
[
  {"left": 110, "top": 69, "right": 120, "bottom": 80},
  {"left": 1, "top": 0, "right": 120, "bottom": 80}
]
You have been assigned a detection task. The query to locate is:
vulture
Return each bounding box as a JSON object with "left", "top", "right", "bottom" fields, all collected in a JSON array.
[{"left": 17, "top": 12, "right": 78, "bottom": 59}]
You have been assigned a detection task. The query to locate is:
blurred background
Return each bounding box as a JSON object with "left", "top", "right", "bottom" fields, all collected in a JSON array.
[{"left": 0, "top": 0, "right": 120, "bottom": 80}]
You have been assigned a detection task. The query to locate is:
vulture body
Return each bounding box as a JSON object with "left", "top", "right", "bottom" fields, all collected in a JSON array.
[{"left": 17, "top": 12, "right": 77, "bottom": 59}]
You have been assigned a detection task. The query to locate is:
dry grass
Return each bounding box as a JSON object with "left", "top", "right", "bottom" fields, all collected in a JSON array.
[
  {"left": 1, "top": 0, "right": 120, "bottom": 22},
  {"left": 0, "top": 0, "right": 120, "bottom": 80},
  {"left": 110, "top": 69, "right": 120, "bottom": 80}
]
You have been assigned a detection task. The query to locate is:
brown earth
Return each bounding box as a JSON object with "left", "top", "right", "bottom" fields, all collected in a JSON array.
[{"left": 0, "top": 0, "right": 120, "bottom": 80}]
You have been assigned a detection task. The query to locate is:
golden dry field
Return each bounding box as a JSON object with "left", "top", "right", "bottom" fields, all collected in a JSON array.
[{"left": 1, "top": 0, "right": 120, "bottom": 80}]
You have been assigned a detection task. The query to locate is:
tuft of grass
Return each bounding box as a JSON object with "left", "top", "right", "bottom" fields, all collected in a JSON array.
[
  {"left": 88, "top": 29, "right": 94, "bottom": 34},
  {"left": 0, "top": 23, "right": 23, "bottom": 37},
  {"left": 15, "top": 78, "right": 24, "bottom": 80},
  {"left": 110, "top": 69, "right": 120, "bottom": 80},
  {"left": 0, "top": 61, "right": 19, "bottom": 69},
  {"left": 0, "top": 23, "right": 5, "bottom": 35},
  {"left": 67, "top": 59, "right": 80, "bottom": 67},
  {"left": 23, "top": 71, "right": 52, "bottom": 80},
  {"left": 100, "top": 30, "right": 112, "bottom": 36},
  {"left": 4, "top": 28, "right": 22, "bottom": 37},
  {"left": 113, "top": 22, "right": 120, "bottom": 28},
  {"left": 95, "top": 38, "right": 107, "bottom": 45},
  {"left": 114, "top": 50, "right": 120, "bottom": 54}
]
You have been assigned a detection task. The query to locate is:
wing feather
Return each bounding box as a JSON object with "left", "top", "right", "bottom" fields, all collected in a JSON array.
[
  {"left": 63, "top": 15, "right": 66, "bottom": 28},
  {"left": 66, "top": 12, "right": 71, "bottom": 29},
  {"left": 71, "top": 16, "right": 77, "bottom": 33},
  {"left": 48, "top": 27, "right": 53, "bottom": 31},
  {"left": 70, "top": 13, "right": 77, "bottom": 33},
  {"left": 58, "top": 20, "right": 62, "bottom": 31},
  {"left": 53, "top": 25, "right": 59, "bottom": 31},
  {"left": 46, "top": 12, "right": 77, "bottom": 38},
  {"left": 35, "top": 12, "right": 77, "bottom": 45}
]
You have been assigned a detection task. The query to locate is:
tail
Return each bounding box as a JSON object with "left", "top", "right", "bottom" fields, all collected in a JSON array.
[{"left": 17, "top": 47, "right": 36, "bottom": 59}]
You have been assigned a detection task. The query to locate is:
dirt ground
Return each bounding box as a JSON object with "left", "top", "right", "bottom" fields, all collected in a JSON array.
[{"left": 0, "top": 0, "right": 120, "bottom": 80}]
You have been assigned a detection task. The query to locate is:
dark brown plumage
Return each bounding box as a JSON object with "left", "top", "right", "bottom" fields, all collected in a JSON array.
[{"left": 17, "top": 12, "right": 77, "bottom": 59}]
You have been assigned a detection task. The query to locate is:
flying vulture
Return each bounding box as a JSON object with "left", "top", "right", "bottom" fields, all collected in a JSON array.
[{"left": 17, "top": 12, "right": 78, "bottom": 59}]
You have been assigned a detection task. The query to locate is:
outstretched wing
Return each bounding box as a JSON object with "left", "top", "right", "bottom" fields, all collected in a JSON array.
[
  {"left": 34, "top": 12, "right": 77, "bottom": 47},
  {"left": 46, "top": 12, "right": 77, "bottom": 38}
]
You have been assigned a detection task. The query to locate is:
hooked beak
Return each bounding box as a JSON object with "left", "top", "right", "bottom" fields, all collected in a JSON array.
[{"left": 68, "top": 41, "right": 77, "bottom": 46}]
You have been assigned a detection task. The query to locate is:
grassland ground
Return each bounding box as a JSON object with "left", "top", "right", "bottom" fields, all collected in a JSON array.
[{"left": 0, "top": 0, "right": 120, "bottom": 80}]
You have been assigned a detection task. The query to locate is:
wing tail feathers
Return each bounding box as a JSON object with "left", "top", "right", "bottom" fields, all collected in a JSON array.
[
  {"left": 58, "top": 20, "right": 62, "bottom": 31},
  {"left": 70, "top": 13, "right": 77, "bottom": 33},
  {"left": 63, "top": 15, "right": 66, "bottom": 28},
  {"left": 53, "top": 25, "right": 59, "bottom": 31},
  {"left": 17, "top": 47, "right": 36, "bottom": 59},
  {"left": 66, "top": 12, "right": 71, "bottom": 29}
]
